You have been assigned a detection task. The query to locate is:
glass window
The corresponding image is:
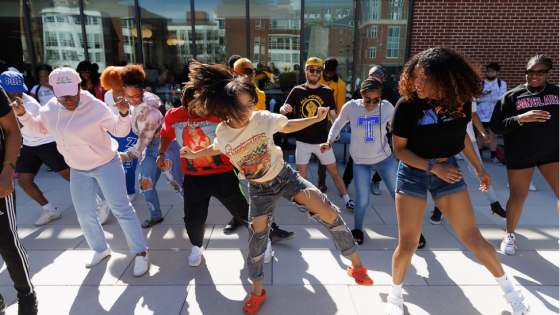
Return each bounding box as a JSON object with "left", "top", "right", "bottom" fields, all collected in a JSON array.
[
  {"left": 305, "top": 0, "right": 355, "bottom": 92},
  {"left": 250, "top": 0, "right": 301, "bottom": 91},
  {"left": 255, "top": 19, "right": 261, "bottom": 29},
  {"left": 204, "top": 0, "right": 246, "bottom": 66},
  {"left": 370, "top": 47, "right": 376, "bottom": 58},
  {"left": 1, "top": 0, "right": 34, "bottom": 80},
  {"left": 389, "top": 0, "right": 404, "bottom": 20},
  {"left": 387, "top": 27, "right": 399, "bottom": 58},
  {"left": 27, "top": 0, "right": 84, "bottom": 69},
  {"left": 371, "top": 26, "right": 377, "bottom": 38}
]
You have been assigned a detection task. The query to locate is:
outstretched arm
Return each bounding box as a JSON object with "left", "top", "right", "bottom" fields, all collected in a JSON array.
[
  {"left": 278, "top": 107, "right": 328, "bottom": 134},
  {"left": 180, "top": 144, "right": 221, "bottom": 159}
]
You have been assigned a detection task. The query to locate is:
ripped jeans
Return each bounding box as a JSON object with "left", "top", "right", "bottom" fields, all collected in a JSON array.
[
  {"left": 247, "top": 162, "right": 358, "bottom": 281},
  {"left": 139, "top": 138, "right": 184, "bottom": 220}
]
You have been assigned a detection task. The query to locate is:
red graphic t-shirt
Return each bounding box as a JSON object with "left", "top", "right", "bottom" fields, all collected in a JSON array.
[{"left": 161, "top": 107, "right": 234, "bottom": 175}]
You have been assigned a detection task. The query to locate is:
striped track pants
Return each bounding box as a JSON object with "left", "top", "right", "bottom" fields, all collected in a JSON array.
[{"left": 0, "top": 192, "right": 34, "bottom": 297}]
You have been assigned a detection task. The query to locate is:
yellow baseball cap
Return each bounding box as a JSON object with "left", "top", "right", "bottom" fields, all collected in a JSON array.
[
  {"left": 305, "top": 57, "right": 323, "bottom": 69},
  {"left": 233, "top": 58, "right": 254, "bottom": 70}
]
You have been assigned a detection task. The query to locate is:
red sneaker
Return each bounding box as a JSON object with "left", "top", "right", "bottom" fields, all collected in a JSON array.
[{"left": 317, "top": 179, "right": 327, "bottom": 193}]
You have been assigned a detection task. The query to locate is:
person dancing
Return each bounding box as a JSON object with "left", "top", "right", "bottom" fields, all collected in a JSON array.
[
  {"left": 490, "top": 54, "right": 558, "bottom": 256},
  {"left": 181, "top": 61, "right": 373, "bottom": 315},
  {"left": 387, "top": 47, "right": 530, "bottom": 315}
]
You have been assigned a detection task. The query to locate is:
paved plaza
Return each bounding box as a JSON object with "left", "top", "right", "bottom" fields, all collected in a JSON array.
[{"left": 0, "top": 145, "right": 558, "bottom": 315}]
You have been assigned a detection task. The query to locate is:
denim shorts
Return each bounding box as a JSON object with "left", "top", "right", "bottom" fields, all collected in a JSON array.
[{"left": 396, "top": 157, "right": 467, "bottom": 199}]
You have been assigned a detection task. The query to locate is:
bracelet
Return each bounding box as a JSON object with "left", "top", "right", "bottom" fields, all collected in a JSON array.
[
  {"left": 517, "top": 115, "right": 523, "bottom": 126},
  {"left": 157, "top": 153, "right": 165, "bottom": 157},
  {"left": 119, "top": 110, "right": 129, "bottom": 117},
  {"left": 3, "top": 161, "right": 15, "bottom": 171},
  {"left": 426, "top": 158, "right": 438, "bottom": 175}
]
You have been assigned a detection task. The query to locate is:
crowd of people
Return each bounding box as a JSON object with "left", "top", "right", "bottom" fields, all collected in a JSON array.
[{"left": 0, "top": 47, "right": 556, "bottom": 315}]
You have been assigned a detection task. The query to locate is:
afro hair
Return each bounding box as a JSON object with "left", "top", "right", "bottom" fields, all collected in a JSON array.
[
  {"left": 119, "top": 64, "right": 146, "bottom": 87},
  {"left": 100, "top": 66, "right": 123, "bottom": 90}
]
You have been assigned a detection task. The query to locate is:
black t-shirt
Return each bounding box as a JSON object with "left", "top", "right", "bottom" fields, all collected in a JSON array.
[
  {"left": 352, "top": 83, "right": 397, "bottom": 106},
  {"left": 391, "top": 98, "right": 472, "bottom": 159},
  {"left": 285, "top": 83, "right": 337, "bottom": 144},
  {"left": 489, "top": 83, "right": 559, "bottom": 168},
  {"left": 0, "top": 87, "right": 14, "bottom": 166}
]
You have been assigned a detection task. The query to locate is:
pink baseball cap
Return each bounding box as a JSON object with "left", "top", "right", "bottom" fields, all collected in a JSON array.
[{"left": 49, "top": 67, "right": 81, "bottom": 96}]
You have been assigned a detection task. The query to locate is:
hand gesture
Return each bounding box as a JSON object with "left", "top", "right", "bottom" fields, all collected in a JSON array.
[
  {"left": 155, "top": 154, "right": 166, "bottom": 170},
  {"left": 315, "top": 107, "right": 328, "bottom": 121},
  {"left": 518, "top": 110, "right": 550, "bottom": 123},
  {"left": 431, "top": 163, "right": 463, "bottom": 184},
  {"left": 180, "top": 147, "right": 195, "bottom": 159},
  {"left": 0, "top": 173, "right": 14, "bottom": 199},
  {"left": 319, "top": 142, "right": 331, "bottom": 153},
  {"left": 481, "top": 133, "right": 491, "bottom": 143},
  {"left": 475, "top": 167, "right": 491, "bottom": 192},
  {"left": 12, "top": 97, "right": 26, "bottom": 116},
  {"left": 280, "top": 104, "right": 292, "bottom": 115},
  {"left": 113, "top": 100, "right": 130, "bottom": 115}
]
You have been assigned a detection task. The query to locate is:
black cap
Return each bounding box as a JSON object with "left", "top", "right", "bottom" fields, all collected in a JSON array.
[{"left": 324, "top": 58, "right": 338, "bottom": 71}]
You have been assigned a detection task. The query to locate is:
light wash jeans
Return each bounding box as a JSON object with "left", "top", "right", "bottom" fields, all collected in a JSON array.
[
  {"left": 139, "top": 138, "right": 184, "bottom": 220},
  {"left": 70, "top": 154, "right": 147, "bottom": 255},
  {"left": 459, "top": 141, "right": 498, "bottom": 204},
  {"left": 353, "top": 155, "right": 398, "bottom": 230}
]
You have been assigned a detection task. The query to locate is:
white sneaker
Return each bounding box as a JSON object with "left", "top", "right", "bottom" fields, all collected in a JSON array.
[
  {"left": 97, "top": 200, "right": 111, "bottom": 225},
  {"left": 86, "top": 247, "right": 112, "bottom": 268},
  {"left": 504, "top": 290, "right": 531, "bottom": 315},
  {"left": 454, "top": 154, "right": 463, "bottom": 160},
  {"left": 189, "top": 246, "right": 204, "bottom": 267},
  {"left": 500, "top": 234, "right": 517, "bottom": 255},
  {"left": 264, "top": 239, "right": 272, "bottom": 264},
  {"left": 35, "top": 208, "right": 62, "bottom": 226},
  {"left": 133, "top": 252, "right": 149, "bottom": 277},
  {"left": 128, "top": 193, "right": 137, "bottom": 202},
  {"left": 386, "top": 295, "right": 404, "bottom": 315},
  {"left": 529, "top": 182, "right": 536, "bottom": 192}
]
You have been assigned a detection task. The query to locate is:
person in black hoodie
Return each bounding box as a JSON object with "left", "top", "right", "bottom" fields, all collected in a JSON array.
[{"left": 490, "top": 54, "right": 559, "bottom": 256}]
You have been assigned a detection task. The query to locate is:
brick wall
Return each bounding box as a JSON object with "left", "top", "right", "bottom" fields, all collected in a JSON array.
[{"left": 409, "top": 0, "right": 559, "bottom": 87}]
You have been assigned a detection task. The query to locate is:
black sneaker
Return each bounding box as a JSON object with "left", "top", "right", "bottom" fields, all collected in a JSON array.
[
  {"left": 346, "top": 200, "right": 355, "bottom": 211},
  {"left": 490, "top": 202, "right": 506, "bottom": 221},
  {"left": 429, "top": 207, "right": 443, "bottom": 225},
  {"left": 223, "top": 217, "right": 242, "bottom": 234},
  {"left": 0, "top": 293, "right": 6, "bottom": 313},
  {"left": 18, "top": 292, "right": 38, "bottom": 315},
  {"left": 269, "top": 222, "right": 296, "bottom": 243},
  {"left": 317, "top": 179, "right": 327, "bottom": 193}
]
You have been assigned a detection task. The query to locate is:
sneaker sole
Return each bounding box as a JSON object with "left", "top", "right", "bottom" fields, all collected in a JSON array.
[
  {"left": 189, "top": 257, "right": 203, "bottom": 267},
  {"left": 270, "top": 233, "right": 296, "bottom": 243},
  {"left": 500, "top": 247, "right": 516, "bottom": 255},
  {"left": 429, "top": 219, "right": 441, "bottom": 225},
  {"left": 491, "top": 212, "right": 507, "bottom": 221},
  {"left": 35, "top": 213, "right": 62, "bottom": 226},
  {"left": 133, "top": 263, "right": 149, "bottom": 277}
]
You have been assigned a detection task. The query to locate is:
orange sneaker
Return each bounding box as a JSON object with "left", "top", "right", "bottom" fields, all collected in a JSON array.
[
  {"left": 243, "top": 289, "right": 266, "bottom": 315},
  {"left": 347, "top": 266, "right": 373, "bottom": 286}
]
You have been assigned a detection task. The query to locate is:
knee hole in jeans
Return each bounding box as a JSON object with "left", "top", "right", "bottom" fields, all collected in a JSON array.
[{"left": 140, "top": 176, "right": 153, "bottom": 191}]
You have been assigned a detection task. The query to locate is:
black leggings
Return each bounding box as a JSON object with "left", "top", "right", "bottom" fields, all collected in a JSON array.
[
  {"left": 0, "top": 192, "right": 34, "bottom": 298},
  {"left": 183, "top": 170, "right": 249, "bottom": 247}
]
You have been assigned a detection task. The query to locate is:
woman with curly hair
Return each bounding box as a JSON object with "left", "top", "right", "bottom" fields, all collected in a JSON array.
[
  {"left": 76, "top": 61, "right": 106, "bottom": 100},
  {"left": 30, "top": 65, "right": 55, "bottom": 106},
  {"left": 181, "top": 61, "right": 373, "bottom": 315},
  {"left": 100, "top": 66, "right": 140, "bottom": 202},
  {"left": 119, "top": 64, "right": 184, "bottom": 228},
  {"left": 387, "top": 47, "right": 530, "bottom": 315},
  {"left": 490, "top": 55, "right": 558, "bottom": 256}
]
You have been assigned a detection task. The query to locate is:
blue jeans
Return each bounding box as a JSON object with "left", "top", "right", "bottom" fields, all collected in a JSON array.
[
  {"left": 110, "top": 129, "right": 139, "bottom": 195},
  {"left": 70, "top": 154, "right": 147, "bottom": 255},
  {"left": 459, "top": 142, "right": 498, "bottom": 204},
  {"left": 139, "top": 138, "right": 184, "bottom": 220},
  {"left": 353, "top": 155, "right": 398, "bottom": 230}
]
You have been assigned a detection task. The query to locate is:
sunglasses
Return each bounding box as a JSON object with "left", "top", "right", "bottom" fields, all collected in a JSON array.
[
  {"left": 56, "top": 93, "right": 80, "bottom": 102},
  {"left": 363, "top": 97, "right": 381, "bottom": 105},
  {"left": 307, "top": 68, "right": 322, "bottom": 74},
  {"left": 79, "top": 70, "right": 90, "bottom": 74},
  {"left": 525, "top": 69, "right": 549, "bottom": 76}
]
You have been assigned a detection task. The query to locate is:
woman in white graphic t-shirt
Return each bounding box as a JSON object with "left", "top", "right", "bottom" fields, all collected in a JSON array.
[{"left": 30, "top": 65, "right": 55, "bottom": 107}]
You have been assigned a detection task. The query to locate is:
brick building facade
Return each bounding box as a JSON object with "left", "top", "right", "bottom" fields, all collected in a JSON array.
[{"left": 409, "top": 0, "right": 559, "bottom": 87}]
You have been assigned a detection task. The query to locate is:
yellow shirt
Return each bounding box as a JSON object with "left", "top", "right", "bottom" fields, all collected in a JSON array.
[
  {"left": 319, "top": 75, "right": 347, "bottom": 114},
  {"left": 253, "top": 82, "right": 266, "bottom": 111}
]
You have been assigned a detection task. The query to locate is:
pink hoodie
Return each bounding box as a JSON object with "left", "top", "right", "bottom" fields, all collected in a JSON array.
[{"left": 19, "top": 90, "right": 131, "bottom": 170}]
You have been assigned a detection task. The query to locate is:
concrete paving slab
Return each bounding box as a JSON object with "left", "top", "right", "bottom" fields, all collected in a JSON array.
[
  {"left": 349, "top": 285, "right": 559, "bottom": 315},
  {"left": 183, "top": 284, "right": 357, "bottom": 315},
  {"left": 22, "top": 190, "right": 74, "bottom": 209},
  {"left": 17, "top": 225, "right": 86, "bottom": 250},
  {"left": 117, "top": 249, "right": 271, "bottom": 286},
  {"left": 359, "top": 225, "right": 468, "bottom": 251},
  {"left": 272, "top": 250, "right": 427, "bottom": 286},
  {"left": 75, "top": 224, "right": 212, "bottom": 250},
  {"left": 0, "top": 250, "right": 133, "bottom": 286},
  {"left": 4, "top": 285, "right": 188, "bottom": 315}
]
